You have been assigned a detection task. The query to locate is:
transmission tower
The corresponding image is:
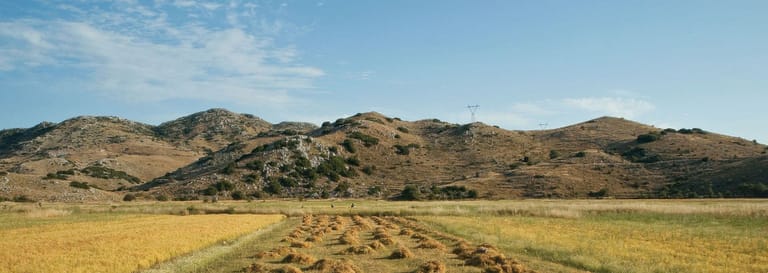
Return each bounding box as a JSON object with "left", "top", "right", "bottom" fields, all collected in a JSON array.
[
  {"left": 467, "top": 105, "right": 480, "bottom": 123},
  {"left": 538, "top": 122, "right": 549, "bottom": 130}
]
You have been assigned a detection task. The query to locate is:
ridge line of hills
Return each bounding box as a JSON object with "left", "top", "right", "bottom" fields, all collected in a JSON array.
[{"left": 1, "top": 108, "right": 766, "bottom": 202}]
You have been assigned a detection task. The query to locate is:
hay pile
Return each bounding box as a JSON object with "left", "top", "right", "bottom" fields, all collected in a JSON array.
[
  {"left": 282, "top": 253, "right": 317, "bottom": 265},
  {"left": 341, "top": 245, "right": 374, "bottom": 255},
  {"left": 255, "top": 246, "right": 296, "bottom": 259},
  {"left": 389, "top": 246, "right": 415, "bottom": 259},
  {"left": 310, "top": 259, "right": 363, "bottom": 273},
  {"left": 417, "top": 239, "right": 447, "bottom": 250},
  {"left": 413, "top": 260, "right": 447, "bottom": 273},
  {"left": 243, "top": 263, "right": 270, "bottom": 273},
  {"left": 290, "top": 241, "right": 312, "bottom": 248}
]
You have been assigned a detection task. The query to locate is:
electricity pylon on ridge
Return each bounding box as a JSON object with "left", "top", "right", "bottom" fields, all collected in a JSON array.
[{"left": 467, "top": 105, "right": 479, "bottom": 123}]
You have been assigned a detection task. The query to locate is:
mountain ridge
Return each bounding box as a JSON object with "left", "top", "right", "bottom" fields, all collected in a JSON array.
[{"left": 1, "top": 109, "right": 766, "bottom": 202}]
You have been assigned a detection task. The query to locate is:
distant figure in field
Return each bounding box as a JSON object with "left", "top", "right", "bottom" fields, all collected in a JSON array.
[
  {"left": 351, "top": 203, "right": 355, "bottom": 208},
  {"left": 331, "top": 204, "right": 334, "bottom": 208}
]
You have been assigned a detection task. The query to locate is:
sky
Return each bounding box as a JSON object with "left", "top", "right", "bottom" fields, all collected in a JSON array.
[{"left": 0, "top": 0, "right": 766, "bottom": 143}]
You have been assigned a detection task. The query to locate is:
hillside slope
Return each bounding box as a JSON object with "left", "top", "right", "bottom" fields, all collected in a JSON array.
[
  {"left": 133, "top": 113, "right": 768, "bottom": 201},
  {"left": 1, "top": 110, "right": 765, "bottom": 201}
]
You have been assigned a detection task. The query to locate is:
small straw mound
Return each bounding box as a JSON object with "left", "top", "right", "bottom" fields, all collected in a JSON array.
[
  {"left": 282, "top": 253, "right": 317, "bottom": 265},
  {"left": 399, "top": 228, "right": 415, "bottom": 236},
  {"left": 389, "top": 246, "right": 415, "bottom": 259},
  {"left": 288, "top": 230, "right": 304, "bottom": 239},
  {"left": 417, "top": 239, "right": 447, "bottom": 250},
  {"left": 255, "top": 246, "right": 295, "bottom": 259},
  {"left": 378, "top": 237, "right": 396, "bottom": 245},
  {"left": 413, "top": 260, "right": 447, "bottom": 273},
  {"left": 306, "top": 235, "right": 324, "bottom": 242},
  {"left": 310, "top": 259, "right": 363, "bottom": 273},
  {"left": 273, "top": 265, "right": 304, "bottom": 273},
  {"left": 243, "top": 263, "right": 270, "bottom": 273},
  {"left": 452, "top": 242, "right": 474, "bottom": 259},
  {"left": 339, "top": 234, "right": 360, "bottom": 245},
  {"left": 341, "top": 245, "right": 374, "bottom": 255},
  {"left": 368, "top": 240, "right": 385, "bottom": 250},
  {"left": 465, "top": 253, "right": 507, "bottom": 267},
  {"left": 290, "top": 241, "right": 312, "bottom": 248}
]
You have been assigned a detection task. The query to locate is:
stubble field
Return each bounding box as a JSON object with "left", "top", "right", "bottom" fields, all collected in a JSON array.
[{"left": 1, "top": 199, "right": 766, "bottom": 273}]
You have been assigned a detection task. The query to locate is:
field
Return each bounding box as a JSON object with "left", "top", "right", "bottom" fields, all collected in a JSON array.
[
  {"left": 0, "top": 208, "right": 284, "bottom": 273},
  {"left": 1, "top": 199, "right": 766, "bottom": 273}
]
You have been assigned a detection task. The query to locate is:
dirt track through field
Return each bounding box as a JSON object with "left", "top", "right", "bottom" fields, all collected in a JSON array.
[{"left": 238, "top": 215, "right": 535, "bottom": 273}]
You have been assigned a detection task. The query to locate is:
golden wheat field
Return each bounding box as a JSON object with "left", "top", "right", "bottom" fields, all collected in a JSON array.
[{"left": 0, "top": 211, "right": 284, "bottom": 273}]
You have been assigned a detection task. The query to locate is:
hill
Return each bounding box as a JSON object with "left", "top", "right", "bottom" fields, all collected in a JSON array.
[
  {"left": 0, "top": 109, "right": 315, "bottom": 201},
  {"left": 1, "top": 110, "right": 766, "bottom": 202}
]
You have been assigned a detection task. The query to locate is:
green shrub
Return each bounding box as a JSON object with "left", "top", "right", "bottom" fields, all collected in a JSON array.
[
  {"left": 334, "top": 181, "right": 351, "bottom": 193},
  {"left": 588, "top": 188, "right": 608, "bottom": 198},
  {"left": 347, "top": 132, "right": 379, "bottom": 147},
  {"left": 394, "top": 143, "right": 420, "bottom": 155},
  {"left": 622, "top": 147, "right": 660, "bottom": 163},
  {"left": 81, "top": 166, "right": 141, "bottom": 183},
  {"left": 316, "top": 156, "right": 352, "bottom": 180},
  {"left": 245, "top": 160, "right": 264, "bottom": 171},
  {"left": 397, "top": 127, "right": 410, "bottom": 133},
  {"left": 574, "top": 151, "right": 587, "bottom": 158},
  {"left": 341, "top": 139, "right": 356, "bottom": 153},
  {"left": 13, "top": 195, "right": 34, "bottom": 202},
  {"left": 264, "top": 179, "right": 282, "bottom": 195},
  {"left": 398, "top": 185, "right": 421, "bottom": 200},
  {"left": 203, "top": 186, "right": 219, "bottom": 196},
  {"left": 295, "top": 156, "right": 311, "bottom": 169},
  {"left": 367, "top": 186, "right": 382, "bottom": 196},
  {"left": 123, "top": 194, "right": 136, "bottom": 202},
  {"left": 242, "top": 173, "right": 258, "bottom": 184},
  {"left": 214, "top": 180, "right": 234, "bottom": 191},
  {"left": 69, "top": 181, "right": 90, "bottom": 189},
  {"left": 362, "top": 165, "right": 375, "bottom": 175},
  {"left": 44, "top": 173, "right": 68, "bottom": 180},
  {"left": 678, "top": 128, "right": 706, "bottom": 134},
  {"left": 637, "top": 132, "right": 661, "bottom": 143},
  {"left": 156, "top": 195, "right": 169, "bottom": 201},
  {"left": 549, "top": 150, "right": 560, "bottom": 159},
  {"left": 279, "top": 177, "right": 298, "bottom": 187},
  {"left": 231, "top": 191, "right": 246, "bottom": 200},
  {"left": 220, "top": 163, "right": 236, "bottom": 175},
  {"left": 346, "top": 157, "right": 360, "bottom": 166}
]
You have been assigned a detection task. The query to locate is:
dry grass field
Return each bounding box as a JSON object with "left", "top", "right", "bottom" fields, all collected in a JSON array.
[
  {"left": 1, "top": 199, "right": 766, "bottom": 273},
  {"left": 0, "top": 210, "right": 284, "bottom": 273}
]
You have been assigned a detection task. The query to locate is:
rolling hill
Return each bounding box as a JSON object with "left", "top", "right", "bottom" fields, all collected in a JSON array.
[{"left": 1, "top": 109, "right": 766, "bottom": 202}]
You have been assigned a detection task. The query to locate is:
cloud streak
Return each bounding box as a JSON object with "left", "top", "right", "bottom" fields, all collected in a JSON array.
[
  {"left": 563, "top": 97, "right": 655, "bottom": 118},
  {"left": 0, "top": 1, "right": 322, "bottom": 106}
]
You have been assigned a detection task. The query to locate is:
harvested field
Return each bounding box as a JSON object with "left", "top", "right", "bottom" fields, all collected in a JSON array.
[
  {"left": 5, "top": 199, "right": 763, "bottom": 273},
  {"left": 0, "top": 213, "right": 284, "bottom": 273}
]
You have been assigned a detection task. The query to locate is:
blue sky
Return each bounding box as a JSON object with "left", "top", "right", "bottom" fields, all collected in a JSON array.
[{"left": 1, "top": 0, "right": 766, "bottom": 143}]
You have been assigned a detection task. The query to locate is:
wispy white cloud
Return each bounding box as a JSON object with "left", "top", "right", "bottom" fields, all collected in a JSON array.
[
  {"left": 563, "top": 97, "right": 655, "bottom": 118},
  {"left": 0, "top": 1, "right": 322, "bottom": 107}
]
